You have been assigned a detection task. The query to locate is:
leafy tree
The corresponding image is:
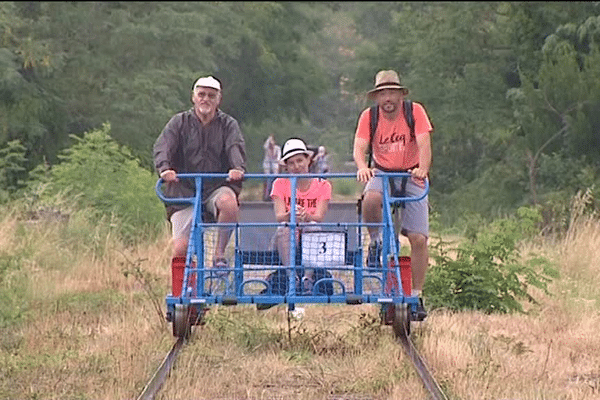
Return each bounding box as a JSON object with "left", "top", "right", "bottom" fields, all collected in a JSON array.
[
  {"left": 0, "top": 139, "right": 27, "bottom": 202},
  {"left": 501, "top": 1, "right": 600, "bottom": 80},
  {"left": 508, "top": 15, "right": 600, "bottom": 206},
  {"left": 0, "top": 2, "right": 68, "bottom": 170},
  {"left": 7, "top": 2, "right": 329, "bottom": 168}
]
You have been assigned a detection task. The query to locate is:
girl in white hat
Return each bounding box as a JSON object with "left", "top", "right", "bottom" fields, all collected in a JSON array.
[
  {"left": 271, "top": 138, "right": 331, "bottom": 230},
  {"left": 261, "top": 138, "right": 332, "bottom": 302}
]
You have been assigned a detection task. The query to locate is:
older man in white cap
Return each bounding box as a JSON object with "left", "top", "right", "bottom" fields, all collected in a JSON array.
[
  {"left": 154, "top": 75, "right": 246, "bottom": 280},
  {"left": 352, "top": 69, "right": 433, "bottom": 321}
]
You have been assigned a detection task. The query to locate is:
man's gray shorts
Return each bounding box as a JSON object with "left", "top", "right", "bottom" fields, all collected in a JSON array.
[
  {"left": 363, "top": 172, "right": 429, "bottom": 237},
  {"left": 170, "top": 186, "right": 235, "bottom": 240}
]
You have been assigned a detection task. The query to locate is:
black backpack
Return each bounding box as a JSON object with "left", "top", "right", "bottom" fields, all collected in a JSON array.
[{"left": 367, "top": 99, "right": 415, "bottom": 168}]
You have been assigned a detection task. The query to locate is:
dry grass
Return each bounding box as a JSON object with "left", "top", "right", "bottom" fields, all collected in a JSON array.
[{"left": 1, "top": 210, "right": 600, "bottom": 400}]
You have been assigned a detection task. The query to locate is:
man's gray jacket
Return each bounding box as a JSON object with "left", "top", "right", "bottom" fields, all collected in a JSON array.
[{"left": 153, "top": 108, "right": 246, "bottom": 219}]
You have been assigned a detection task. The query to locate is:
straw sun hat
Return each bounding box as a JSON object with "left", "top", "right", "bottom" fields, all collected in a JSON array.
[{"left": 367, "top": 70, "right": 409, "bottom": 99}]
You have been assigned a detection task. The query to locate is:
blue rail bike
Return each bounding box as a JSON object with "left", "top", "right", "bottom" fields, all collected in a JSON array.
[{"left": 155, "top": 172, "right": 429, "bottom": 339}]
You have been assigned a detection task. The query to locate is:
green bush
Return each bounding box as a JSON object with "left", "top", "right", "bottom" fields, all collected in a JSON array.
[
  {"left": 0, "top": 253, "right": 27, "bottom": 328},
  {"left": 27, "top": 123, "right": 166, "bottom": 244},
  {"left": 425, "top": 206, "right": 559, "bottom": 313}
]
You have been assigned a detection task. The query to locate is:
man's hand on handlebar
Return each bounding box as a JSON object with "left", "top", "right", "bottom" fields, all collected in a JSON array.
[
  {"left": 408, "top": 167, "right": 428, "bottom": 180},
  {"left": 160, "top": 169, "right": 245, "bottom": 183},
  {"left": 227, "top": 168, "right": 244, "bottom": 182},
  {"left": 160, "top": 169, "right": 178, "bottom": 183},
  {"left": 356, "top": 167, "right": 374, "bottom": 183},
  {"left": 408, "top": 167, "right": 428, "bottom": 188}
]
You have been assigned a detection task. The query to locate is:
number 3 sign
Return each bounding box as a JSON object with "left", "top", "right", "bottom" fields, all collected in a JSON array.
[{"left": 301, "top": 231, "right": 346, "bottom": 266}]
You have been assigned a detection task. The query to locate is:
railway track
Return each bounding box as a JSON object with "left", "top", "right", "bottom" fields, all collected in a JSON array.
[
  {"left": 135, "top": 323, "right": 448, "bottom": 400},
  {"left": 136, "top": 337, "right": 184, "bottom": 400},
  {"left": 397, "top": 329, "right": 449, "bottom": 400}
]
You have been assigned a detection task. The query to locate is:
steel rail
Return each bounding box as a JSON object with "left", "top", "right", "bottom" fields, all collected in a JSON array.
[
  {"left": 398, "top": 332, "right": 449, "bottom": 400},
  {"left": 135, "top": 329, "right": 446, "bottom": 400},
  {"left": 136, "top": 337, "right": 185, "bottom": 400}
]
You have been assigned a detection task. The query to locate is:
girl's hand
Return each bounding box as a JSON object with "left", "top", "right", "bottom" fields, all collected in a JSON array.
[{"left": 295, "top": 205, "right": 308, "bottom": 222}]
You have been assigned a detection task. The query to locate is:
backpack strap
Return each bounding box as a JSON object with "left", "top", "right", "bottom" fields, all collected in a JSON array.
[
  {"left": 367, "top": 105, "right": 378, "bottom": 168},
  {"left": 403, "top": 99, "right": 415, "bottom": 141}
]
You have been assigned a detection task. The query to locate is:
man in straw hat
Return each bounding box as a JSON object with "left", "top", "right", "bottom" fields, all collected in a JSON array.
[
  {"left": 352, "top": 70, "right": 433, "bottom": 321},
  {"left": 154, "top": 75, "right": 246, "bottom": 280}
]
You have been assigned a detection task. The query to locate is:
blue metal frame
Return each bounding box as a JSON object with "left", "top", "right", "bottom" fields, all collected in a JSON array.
[{"left": 156, "top": 172, "right": 429, "bottom": 316}]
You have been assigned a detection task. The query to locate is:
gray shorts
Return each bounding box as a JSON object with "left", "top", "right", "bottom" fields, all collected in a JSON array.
[
  {"left": 363, "top": 172, "right": 429, "bottom": 237},
  {"left": 170, "top": 186, "right": 235, "bottom": 239}
]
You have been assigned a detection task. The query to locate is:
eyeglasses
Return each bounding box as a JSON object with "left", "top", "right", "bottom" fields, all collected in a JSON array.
[{"left": 195, "top": 91, "right": 218, "bottom": 100}]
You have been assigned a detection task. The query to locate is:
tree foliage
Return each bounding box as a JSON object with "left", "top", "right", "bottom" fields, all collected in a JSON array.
[
  {"left": 0, "top": 139, "right": 27, "bottom": 203},
  {"left": 1, "top": 1, "right": 599, "bottom": 228},
  {"left": 506, "top": 14, "right": 600, "bottom": 212},
  {"left": 2, "top": 2, "right": 328, "bottom": 169}
]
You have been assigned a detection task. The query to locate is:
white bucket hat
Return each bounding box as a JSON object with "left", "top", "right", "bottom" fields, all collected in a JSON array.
[
  {"left": 280, "top": 138, "right": 313, "bottom": 163},
  {"left": 193, "top": 76, "right": 221, "bottom": 91}
]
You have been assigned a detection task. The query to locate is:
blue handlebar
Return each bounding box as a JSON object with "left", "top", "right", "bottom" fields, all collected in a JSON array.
[{"left": 155, "top": 172, "right": 429, "bottom": 205}]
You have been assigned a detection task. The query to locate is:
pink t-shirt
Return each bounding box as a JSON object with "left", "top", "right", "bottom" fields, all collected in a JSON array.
[
  {"left": 270, "top": 178, "right": 332, "bottom": 215},
  {"left": 355, "top": 102, "right": 433, "bottom": 170}
]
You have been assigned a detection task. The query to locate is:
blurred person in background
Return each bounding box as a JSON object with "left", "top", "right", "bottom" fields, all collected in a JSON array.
[
  {"left": 262, "top": 135, "right": 281, "bottom": 201},
  {"left": 313, "top": 145, "right": 330, "bottom": 175}
]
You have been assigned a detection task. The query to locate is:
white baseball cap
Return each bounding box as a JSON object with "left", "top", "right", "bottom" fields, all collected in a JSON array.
[{"left": 193, "top": 76, "right": 221, "bottom": 91}]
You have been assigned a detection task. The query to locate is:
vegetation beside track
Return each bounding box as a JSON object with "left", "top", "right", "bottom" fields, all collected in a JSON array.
[{"left": 0, "top": 201, "right": 598, "bottom": 399}]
